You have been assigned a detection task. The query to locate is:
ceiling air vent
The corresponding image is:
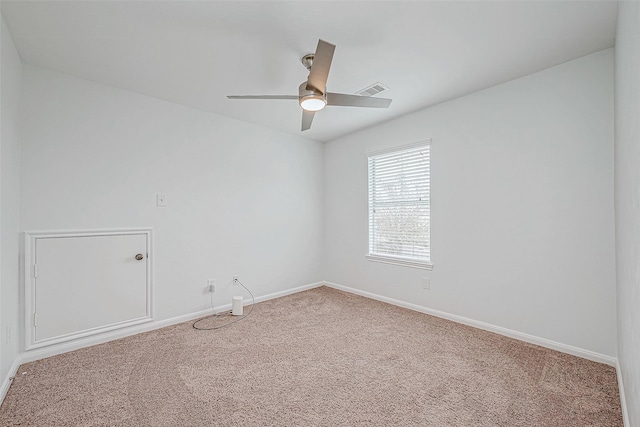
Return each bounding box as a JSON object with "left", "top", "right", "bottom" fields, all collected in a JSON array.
[{"left": 355, "top": 82, "right": 389, "bottom": 97}]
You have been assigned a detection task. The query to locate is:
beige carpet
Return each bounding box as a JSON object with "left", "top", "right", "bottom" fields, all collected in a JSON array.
[{"left": 0, "top": 286, "right": 622, "bottom": 426}]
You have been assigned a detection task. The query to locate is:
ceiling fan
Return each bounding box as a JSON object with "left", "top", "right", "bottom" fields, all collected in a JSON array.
[{"left": 227, "top": 39, "right": 392, "bottom": 131}]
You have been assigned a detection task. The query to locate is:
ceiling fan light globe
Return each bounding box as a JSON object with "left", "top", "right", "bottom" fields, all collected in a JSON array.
[{"left": 300, "top": 96, "right": 326, "bottom": 112}]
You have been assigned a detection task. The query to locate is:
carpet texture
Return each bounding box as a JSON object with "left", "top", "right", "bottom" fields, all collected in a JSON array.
[{"left": 0, "top": 286, "right": 622, "bottom": 426}]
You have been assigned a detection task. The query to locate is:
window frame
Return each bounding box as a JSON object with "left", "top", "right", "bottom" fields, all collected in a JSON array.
[{"left": 366, "top": 139, "right": 433, "bottom": 270}]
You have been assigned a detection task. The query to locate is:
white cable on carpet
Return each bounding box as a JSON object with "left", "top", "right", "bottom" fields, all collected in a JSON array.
[{"left": 192, "top": 278, "right": 255, "bottom": 330}]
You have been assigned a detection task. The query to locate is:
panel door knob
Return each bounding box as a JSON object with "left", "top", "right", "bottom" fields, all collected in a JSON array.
[{"left": 135, "top": 254, "right": 144, "bottom": 261}]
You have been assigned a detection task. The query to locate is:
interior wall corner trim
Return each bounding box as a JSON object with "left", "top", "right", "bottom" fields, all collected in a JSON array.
[
  {"left": 616, "top": 359, "right": 631, "bottom": 427},
  {"left": 0, "top": 357, "right": 22, "bottom": 407}
]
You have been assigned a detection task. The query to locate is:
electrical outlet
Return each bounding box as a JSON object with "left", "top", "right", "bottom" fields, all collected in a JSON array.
[
  {"left": 233, "top": 275, "right": 239, "bottom": 285},
  {"left": 156, "top": 193, "right": 167, "bottom": 207},
  {"left": 5, "top": 326, "right": 11, "bottom": 344},
  {"left": 207, "top": 279, "right": 216, "bottom": 293},
  {"left": 422, "top": 277, "right": 430, "bottom": 290}
]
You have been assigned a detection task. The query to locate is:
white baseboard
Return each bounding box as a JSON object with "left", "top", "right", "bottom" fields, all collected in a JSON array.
[
  {"left": 251, "top": 281, "right": 324, "bottom": 304},
  {"left": 0, "top": 281, "right": 324, "bottom": 406},
  {"left": 3, "top": 280, "right": 621, "bottom": 411},
  {"left": 323, "top": 281, "right": 617, "bottom": 367},
  {"left": 18, "top": 281, "right": 324, "bottom": 366},
  {"left": 616, "top": 359, "right": 630, "bottom": 427},
  {"left": 0, "top": 357, "right": 21, "bottom": 405},
  {"left": 19, "top": 307, "right": 211, "bottom": 364},
  {"left": 1, "top": 307, "right": 220, "bottom": 406}
]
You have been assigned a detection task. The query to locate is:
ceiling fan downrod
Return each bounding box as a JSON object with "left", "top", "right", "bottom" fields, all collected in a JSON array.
[{"left": 301, "top": 53, "right": 314, "bottom": 71}]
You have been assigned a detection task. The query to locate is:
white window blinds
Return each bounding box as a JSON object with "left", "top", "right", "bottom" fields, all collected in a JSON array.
[{"left": 367, "top": 141, "right": 431, "bottom": 268}]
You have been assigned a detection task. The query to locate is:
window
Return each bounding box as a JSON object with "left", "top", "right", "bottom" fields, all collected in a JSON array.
[{"left": 367, "top": 140, "right": 432, "bottom": 269}]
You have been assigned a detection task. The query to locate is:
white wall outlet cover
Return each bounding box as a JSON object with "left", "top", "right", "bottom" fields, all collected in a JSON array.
[{"left": 156, "top": 193, "right": 167, "bottom": 207}]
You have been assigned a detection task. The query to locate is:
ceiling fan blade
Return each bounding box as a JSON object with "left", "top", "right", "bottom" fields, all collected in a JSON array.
[
  {"left": 306, "top": 40, "right": 335, "bottom": 94},
  {"left": 301, "top": 110, "right": 315, "bottom": 131},
  {"left": 326, "top": 93, "right": 392, "bottom": 108},
  {"left": 227, "top": 95, "right": 298, "bottom": 100}
]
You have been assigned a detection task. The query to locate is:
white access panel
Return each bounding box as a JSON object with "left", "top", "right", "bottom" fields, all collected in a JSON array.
[{"left": 25, "top": 229, "right": 152, "bottom": 349}]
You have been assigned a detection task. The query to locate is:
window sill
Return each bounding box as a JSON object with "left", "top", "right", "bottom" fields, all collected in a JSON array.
[{"left": 365, "top": 254, "right": 433, "bottom": 270}]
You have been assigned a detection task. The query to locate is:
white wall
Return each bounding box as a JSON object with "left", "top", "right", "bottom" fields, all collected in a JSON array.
[
  {"left": 0, "top": 16, "right": 22, "bottom": 385},
  {"left": 4, "top": 23, "right": 622, "bottom": 404},
  {"left": 19, "top": 65, "right": 324, "bottom": 325},
  {"left": 614, "top": 2, "right": 640, "bottom": 425},
  {"left": 324, "top": 49, "right": 616, "bottom": 358}
]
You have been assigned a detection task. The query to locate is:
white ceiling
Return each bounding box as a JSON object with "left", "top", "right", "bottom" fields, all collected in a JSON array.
[{"left": 1, "top": 1, "right": 617, "bottom": 142}]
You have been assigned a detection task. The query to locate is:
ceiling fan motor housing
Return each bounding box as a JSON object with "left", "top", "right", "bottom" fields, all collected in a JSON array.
[{"left": 298, "top": 81, "right": 327, "bottom": 111}]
